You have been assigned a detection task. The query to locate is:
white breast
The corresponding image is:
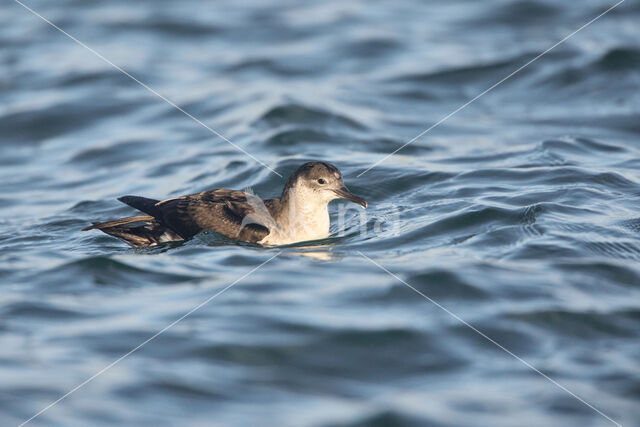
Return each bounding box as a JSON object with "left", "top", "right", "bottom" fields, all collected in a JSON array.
[{"left": 259, "top": 189, "right": 331, "bottom": 246}]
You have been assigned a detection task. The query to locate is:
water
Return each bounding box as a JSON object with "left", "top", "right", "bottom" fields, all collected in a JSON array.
[{"left": 1, "top": 0, "right": 640, "bottom": 425}]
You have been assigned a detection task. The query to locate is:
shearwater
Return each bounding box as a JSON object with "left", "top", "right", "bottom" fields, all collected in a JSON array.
[{"left": 83, "top": 162, "right": 367, "bottom": 247}]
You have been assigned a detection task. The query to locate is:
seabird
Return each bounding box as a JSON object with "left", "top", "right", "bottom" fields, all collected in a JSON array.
[{"left": 83, "top": 161, "right": 367, "bottom": 247}]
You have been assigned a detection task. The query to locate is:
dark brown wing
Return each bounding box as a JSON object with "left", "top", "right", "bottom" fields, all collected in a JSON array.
[{"left": 152, "top": 189, "right": 271, "bottom": 243}]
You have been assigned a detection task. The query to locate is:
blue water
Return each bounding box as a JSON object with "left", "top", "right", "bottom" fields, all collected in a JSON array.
[{"left": 2, "top": 0, "right": 640, "bottom": 425}]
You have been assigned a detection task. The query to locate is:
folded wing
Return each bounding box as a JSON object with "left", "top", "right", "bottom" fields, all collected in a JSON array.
[{"left": 119, "top": 190, "right": 272, "bottom": 243}]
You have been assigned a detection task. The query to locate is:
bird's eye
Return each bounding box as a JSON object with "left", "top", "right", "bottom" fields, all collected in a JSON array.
[{"left": 317, "top": 178, "right": 326, "bottom": 185}]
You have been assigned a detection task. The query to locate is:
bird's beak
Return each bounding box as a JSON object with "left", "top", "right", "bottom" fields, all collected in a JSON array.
[{"left": 333, "top": 187, "right": 367, "bottom": 208}]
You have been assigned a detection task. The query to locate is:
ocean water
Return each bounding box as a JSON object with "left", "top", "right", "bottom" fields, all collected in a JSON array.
[{"left": 1, "top": 0, "right": 640, "bottom": 425}]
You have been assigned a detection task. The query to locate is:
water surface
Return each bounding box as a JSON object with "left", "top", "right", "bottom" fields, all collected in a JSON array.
[{"left": 1, "top": 0, "right": 640, "bottom": 426}]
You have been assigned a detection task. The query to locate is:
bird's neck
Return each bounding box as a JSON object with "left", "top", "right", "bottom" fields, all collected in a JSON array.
[{"left": 275, "top": 187, "right": 331, "bottom": 242}]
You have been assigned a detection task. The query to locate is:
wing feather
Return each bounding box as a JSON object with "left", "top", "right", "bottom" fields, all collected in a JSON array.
[{"left": 152, "top": 189, "right": 271, "bottom": 242}]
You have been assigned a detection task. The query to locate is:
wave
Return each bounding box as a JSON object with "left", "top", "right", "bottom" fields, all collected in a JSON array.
[
  {"left": 256, "top": 103, "right": 366, "bottom": 130},
  {"left": 508, "top": 308, "right": 638, "bottom": 338},
  {"left": 41, "top": 256, "right": 201, "bottom": 288},
  {"left": 468, "top": 1, "right": 561, "bottom": 27}
]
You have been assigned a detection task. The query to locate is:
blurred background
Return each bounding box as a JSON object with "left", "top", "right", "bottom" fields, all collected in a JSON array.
[{"left": 1, "top": 0, "right": 640, "bottom": 425}]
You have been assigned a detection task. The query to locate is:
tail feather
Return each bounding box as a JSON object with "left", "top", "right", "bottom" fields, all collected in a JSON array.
[
  {"left": 82, "top": 215, "right": 183, "bottom": 247},
  {"left": 82, "top": 215, "right": 154, "bottom": 231},
  {"left": 117, "top": 196, "right": 162, "bottom": 218}
]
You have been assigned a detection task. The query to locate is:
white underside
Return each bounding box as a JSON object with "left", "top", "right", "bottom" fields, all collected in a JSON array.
[
  {"left": 259, "top": 207, "right": 330, "bottom": 245},
  {"left": 258, "top": 227, "right": 329, "bottom": 246},
  {"left": 255, "top": 186, "right": 333, "bottom": 246}
]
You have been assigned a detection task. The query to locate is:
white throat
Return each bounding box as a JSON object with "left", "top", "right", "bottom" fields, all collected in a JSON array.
[{"left": 261, "top": 186, "right": 331, "bottom": 245}]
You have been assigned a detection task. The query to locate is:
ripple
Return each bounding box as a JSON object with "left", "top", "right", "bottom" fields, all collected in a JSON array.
[
  {"left": 405, "top": 270, "right": 489, "bottom": 300},
  {"left": 508, "top": 309, "right": 636, "bottom": 339},
  {"left": 388, "top": 51, "right": 545, "bottom": 87},
  {"left": 68, "top": 139, "right": 155, "bottom": 168},
  {"left": 538, "top": 46, "right": 640, "bottom": 90},
  {"left": 109, "top": 19, "right": 222, "bottom": 37},
  {"left": 617, "top": 217, "right": 640, "bottom": 234},
  {"left": 471, "top": 0, "right": 560, "bottom": 26},
  {"left": 336, "top": 410, "right": 429, "bottom": 427},
  {"left": 339, "top": 36, "right": 401, "bottom": 59},
  {"left": 41, "top": 256, "right": 201, "bottom": 288},
  {"left": 552, "top": 260, "right": 640, "bottom": 288},
  {"left": 3, "top": 0, "right": 640, "bottom": 425},
  {"left": 423, "top": 206, "right": 519, "bottom": 240},
  {"left": 451, "top": 166, "right": 638, "bottom": 191},
  {"left": 263, "top": 128, "right": 331, "bottom": 147},
  {"left": 596, "top": 47, "right": 640, "bottom": 72},
  {"left": 539, "top": 137, "right": 627, "bottom": 155},
  {"left": 4, "top": 301, "right": 84, "bottom": 319},
  {"left": 0, "top": 97, "right": 145, "bottom": 143},
  {"left": 257, "top": 104, "right": 366, "bottom": 130},
  {"left": 56, "top": 70, "right": 128, "bottom": 89},
  {"left": 581, "top": 240, "right": 640, "bottom": 261}
]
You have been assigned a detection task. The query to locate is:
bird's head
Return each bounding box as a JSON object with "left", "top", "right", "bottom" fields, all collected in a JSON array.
[{"left": 283, "top": 162, "right": 367, "bottom": 208}]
